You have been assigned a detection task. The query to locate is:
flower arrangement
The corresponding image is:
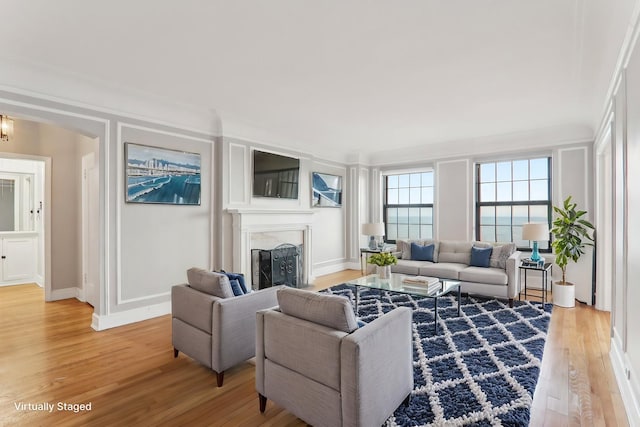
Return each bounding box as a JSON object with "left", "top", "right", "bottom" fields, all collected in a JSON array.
[{"left": 367, "top": 252, "right": 398, "bottom": 267}]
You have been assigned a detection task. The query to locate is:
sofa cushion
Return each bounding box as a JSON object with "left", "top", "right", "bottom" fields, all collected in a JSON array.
[
  {"left": 411, "top": 243, "right": 435, "bottom": 261},
  {"left": 459, "top": 266, "right": 508, "bottom": 285},
  {"left": 187, "top": 268, "right": 234, "bottom": 298},
  {"left": 470, "top": 246, "right": 492, "bottom": 268},
  {"left": 418, "top": 262, "right": 467, "bottom": 280},
  {"left": 277, "top": 287, "right": 358, "bottom": 333},
  {"left": 397, "top": 239, "right": 439, "bottom": 262},
  {"left": 438, "top": 241, "right": 472, "bottom": 264},
  {"left": 391, "top": 260, "right": 424, "bottom": 275}
]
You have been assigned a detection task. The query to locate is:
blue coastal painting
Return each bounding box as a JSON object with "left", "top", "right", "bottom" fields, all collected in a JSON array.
[
  {"left": 125, "top": 143, "right": 201, "bottom": 205},
  {"left": 312, "top": 172, "right": 342, "bottom": 207}
]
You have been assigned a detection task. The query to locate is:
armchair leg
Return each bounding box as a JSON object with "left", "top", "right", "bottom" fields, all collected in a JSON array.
[
  {"left": 403, "top": 393, "right": 412, "bottom": 407},
  {"left": 509, "top": 298, "right": 514, "bottom": 308},
  {"left": 173, "top": 348, "right": 179, "bottom": 358},
  {"left": 259, "top": 394, "right": 267, "bottom": 413},
  {"left": 216, "top": 371, "right": 224, "bottom": 387}
]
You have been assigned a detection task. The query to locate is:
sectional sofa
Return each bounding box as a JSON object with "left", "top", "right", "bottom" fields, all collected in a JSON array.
[{"left": 389, "top": 239, "right": 522, "bottom": 306}]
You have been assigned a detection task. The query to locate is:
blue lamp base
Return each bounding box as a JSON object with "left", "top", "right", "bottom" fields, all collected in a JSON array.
[
  {"left": 530, "top": 241, "right": 545, "bottom": 264},
  {"left": 530, "top": 241, "right": 540, "bottom": 261},
  {"left": 368, "top": 236, "right": 377, "bottom": 250}
]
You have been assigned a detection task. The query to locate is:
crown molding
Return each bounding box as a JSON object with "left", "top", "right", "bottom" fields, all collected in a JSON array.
[{"left": 0, "top": 57, "right": 220, "bottom": 137}]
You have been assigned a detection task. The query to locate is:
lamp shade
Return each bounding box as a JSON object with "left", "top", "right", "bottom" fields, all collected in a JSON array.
[
  {"left": 522, "top": 223, "right": 549, "bottom": 241},
  {"left": 361, "top": 222, "right": 385, "bottom": 236}
]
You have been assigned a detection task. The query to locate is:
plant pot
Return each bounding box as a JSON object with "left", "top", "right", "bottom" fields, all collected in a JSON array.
[
  {"left": 553, "top": 281, "right": 575, "bottom": 308},
  {"left": 376, "top": 265, "right": 391, "bottom": 279}
]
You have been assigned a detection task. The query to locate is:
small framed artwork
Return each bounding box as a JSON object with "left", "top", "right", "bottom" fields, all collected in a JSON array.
[
  {"left": 125, "top": 143, "right": 201, "bottom": 205},
  {"left": 312, "top": 172, "right": 343, "bottom": 207}
]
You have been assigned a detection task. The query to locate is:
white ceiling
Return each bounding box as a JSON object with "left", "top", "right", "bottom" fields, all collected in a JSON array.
[{"left": 1, "top": 0, "right": 637, "bottom": 162}]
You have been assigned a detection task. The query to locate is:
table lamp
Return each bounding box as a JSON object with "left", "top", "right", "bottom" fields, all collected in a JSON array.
[
  {"left": 362, "top": 223, "right": 385, "bottom": 250},
  {"left": 522, "top": 222, "right": 550, "bottom": 263}
]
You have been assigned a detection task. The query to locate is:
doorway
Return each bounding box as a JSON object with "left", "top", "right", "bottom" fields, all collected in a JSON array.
[{"left": 0, "top": 157, "right": 46, "bottom": 287}]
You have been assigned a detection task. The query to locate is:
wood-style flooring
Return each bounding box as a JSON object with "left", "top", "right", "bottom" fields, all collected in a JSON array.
[{"left": 0, "top": 270, "right": 628, "bottom": 426}]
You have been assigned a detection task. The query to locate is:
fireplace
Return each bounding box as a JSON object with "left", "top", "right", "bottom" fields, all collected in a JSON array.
[
  {"left": 227, "top": 209, "right": 315, "bottom": 289},
  {"left": 253, "top": 244, "right": 303, "bottom": 289}
]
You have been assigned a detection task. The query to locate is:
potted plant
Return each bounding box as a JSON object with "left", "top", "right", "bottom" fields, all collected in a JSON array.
[
  {"left": 367, "top": 252, "right": 398, "bottom": 279},
  {"left": 550, "top": 196, "right": 595, "bottom": 307}
]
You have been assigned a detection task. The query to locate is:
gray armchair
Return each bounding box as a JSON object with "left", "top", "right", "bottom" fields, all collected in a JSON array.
[
  {"left": 172, "top": 268, "right": 281, "bottom": 387},
  {"left": 256, "top": 287, "right": 413, "bottom": 427}
]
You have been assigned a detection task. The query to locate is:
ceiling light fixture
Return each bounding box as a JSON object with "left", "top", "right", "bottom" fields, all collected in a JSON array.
[{"left": 0, "top": 115, "right": 14, "bottom": 142}]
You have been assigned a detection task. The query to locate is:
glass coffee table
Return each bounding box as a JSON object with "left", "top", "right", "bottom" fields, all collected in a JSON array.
[{"left": 346, "top": 273, "right": 461, "bottom": 334}]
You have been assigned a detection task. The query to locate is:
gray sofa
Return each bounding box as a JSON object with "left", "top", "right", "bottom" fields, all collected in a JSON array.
[
  {"left": 172, "top": 268, "right": 282, "bottom": 387},
  {"left": 256, "top": 287, "right": 413, "bottom": 427},
  {"left": 390, "top": 239, "right": 522, "bottom": 306}
]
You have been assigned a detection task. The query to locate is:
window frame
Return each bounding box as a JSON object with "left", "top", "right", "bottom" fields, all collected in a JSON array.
[
  {"left": 383, "top": 170, "right": 434, "bottom": 244},
  {"left": 474, "top": 157, "right": 552, "bottom": 252}
]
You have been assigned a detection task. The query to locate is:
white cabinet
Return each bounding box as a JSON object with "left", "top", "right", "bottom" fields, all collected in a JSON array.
[{"left": 0, "top": 234, "right": 37, "bottom": 283}]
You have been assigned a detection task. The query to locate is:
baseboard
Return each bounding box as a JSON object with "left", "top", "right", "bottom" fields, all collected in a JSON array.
[
  {"left": 610, "top": 337, "right": 639, "bottom": 426},
  {"left": 344, "top": 261, "right": 361, "bottom": 271},
  {"left": 313, "top": 259, "right": 350, "bottom": 277},
  {"left": 35, "top": 274, "right": 44, "bottom": 287},
  {"left": 49, "top": 286, "right": 81, "bottom": 301},
  {"left": 91, "top": 301, "right": 171, "bottom": 331},
  {"left": 0, "top": 277, "right": 41, "bottom": 287}
]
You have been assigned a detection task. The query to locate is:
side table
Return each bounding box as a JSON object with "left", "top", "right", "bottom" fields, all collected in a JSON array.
[
  {"left": 518, "top": 262, "right": 552, "bottom": 304},
  {"left": 359, "top": 248, "right": 381, "bottom": 273}
]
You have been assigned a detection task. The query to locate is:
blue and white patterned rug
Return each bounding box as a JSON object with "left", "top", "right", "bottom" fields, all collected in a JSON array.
[{"left": 322, "top": 284, "right": 552, "bottom": 426}]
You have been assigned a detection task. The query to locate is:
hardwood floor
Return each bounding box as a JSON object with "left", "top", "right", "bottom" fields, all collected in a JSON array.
[{"left": 0, "top": 271, "right": 628, "bottom": 426}]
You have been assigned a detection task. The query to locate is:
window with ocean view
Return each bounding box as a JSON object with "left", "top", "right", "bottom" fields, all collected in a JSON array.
[
  {"left": 383, "top": 171, "right": 434, "bottom": 243},
  {"left": 476, "top": 157, "right": 551, "bottom": 250}
]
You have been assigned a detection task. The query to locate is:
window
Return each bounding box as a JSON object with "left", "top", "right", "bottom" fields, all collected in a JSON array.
[
  {"left": 476, "top": 157, "right": 551, "bottom": 250},
  {"left": 384, "top": 171, "right": 434, "bottom": 242}
]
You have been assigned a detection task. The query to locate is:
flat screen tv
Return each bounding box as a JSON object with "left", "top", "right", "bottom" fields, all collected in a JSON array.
[
  {"left": 253, "top": 150, "right": 300, "bottom": 199},
  {"left": 312, "top": 172, "right": 343, "bottom": 207}
]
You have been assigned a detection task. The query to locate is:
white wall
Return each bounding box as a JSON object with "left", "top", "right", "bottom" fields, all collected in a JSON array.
[
  {"left": 595, "top": 4, "right": 640, "bottom": 424},
  {"left": 611, "top": 24, "right": 640, "bottom": 423},
  {"left": 311, "top": 162, "right": 347, "bottom": 276},
  {"left": 436, "top": 159, "right": 473, "bottom": 241},
  {"left": 554, "top": 145, "right": 594, "bottom": 303},
  {"left": 117, "top": 125, "right": 212, "bottom": 305}
]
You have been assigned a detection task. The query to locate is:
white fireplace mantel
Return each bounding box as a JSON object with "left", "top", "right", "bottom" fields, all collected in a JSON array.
[{"left": 226, "top": 208, "right": 315, "bottom": 286}]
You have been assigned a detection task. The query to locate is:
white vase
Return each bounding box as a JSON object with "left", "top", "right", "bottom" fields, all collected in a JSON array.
[
  {"left": 377, "top": 265, "right": 391, "bottom": 279},
  {"left": 553, "top": 281, "right": 575, "bottom": 308}
]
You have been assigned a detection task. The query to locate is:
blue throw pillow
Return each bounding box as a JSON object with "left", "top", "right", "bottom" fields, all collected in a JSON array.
[
  {"left": 470, "top": 246, "right": 493, "bottom": 268},
  {"left": 217, "top": 270, "right": 249, "bottom": 294},
  {"left": 357, "top": 319, "right": 367, "bottom": 328},
  {"left": 225, "top": 272, "right": 248, "bottom": 294},
  {"left": 229, "top": 279, "right": 244, "bottom": 296},
  {"left": 411, "top": 242, "right": 435, "bottom": 261}
]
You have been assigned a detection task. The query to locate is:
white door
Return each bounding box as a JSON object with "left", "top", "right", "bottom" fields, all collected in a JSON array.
[
  {"left": 82, "top": 153, "right": 99, "bottom": 307},
  {"left": 2, "top": 237, "right": 36, "bottom": 281}
]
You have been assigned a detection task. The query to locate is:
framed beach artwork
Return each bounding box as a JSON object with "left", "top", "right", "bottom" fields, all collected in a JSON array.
[
  {"left": 311, "top": 172, "right": 343, "bottom": 207},
  {"left": 125, "top": 143, "right": 201, "bottom": 205}
]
